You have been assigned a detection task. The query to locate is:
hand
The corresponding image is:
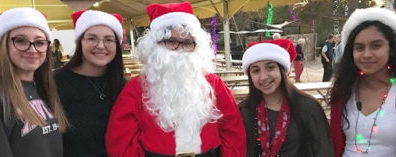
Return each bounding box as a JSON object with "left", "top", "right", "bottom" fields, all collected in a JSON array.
[{"left": 326, "top": 58, "right": 330, "bottom": 63}]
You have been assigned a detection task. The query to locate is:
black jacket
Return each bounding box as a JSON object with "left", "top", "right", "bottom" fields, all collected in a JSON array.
[{"left": 239, "top": 96, "right": 334, "bottom": 157}]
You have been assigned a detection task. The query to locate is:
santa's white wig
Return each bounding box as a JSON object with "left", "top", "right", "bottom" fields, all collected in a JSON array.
[{"left": 135, "top": 23, "right": 222, "bottom": 137}]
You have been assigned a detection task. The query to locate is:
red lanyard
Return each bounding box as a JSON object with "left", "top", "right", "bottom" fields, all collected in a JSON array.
[{"left": 256, "top": 99, "right": 290, "bottom": 157}]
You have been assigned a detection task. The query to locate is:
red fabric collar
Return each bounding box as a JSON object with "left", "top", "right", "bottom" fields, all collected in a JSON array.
[
  {"left": 330, "top": 99, "right": 345, "bottom": 157},
  {"left": 256, "top": 99, "right": 290, "bottom": 157}
]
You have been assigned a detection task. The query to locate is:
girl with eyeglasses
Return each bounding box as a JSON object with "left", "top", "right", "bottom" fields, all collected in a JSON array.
[
  {"left": 54, "top": 10, "right": 125, "bottom": 157},
  {"left": 0, "top": 8, "right": 68, "bottom": 157}
]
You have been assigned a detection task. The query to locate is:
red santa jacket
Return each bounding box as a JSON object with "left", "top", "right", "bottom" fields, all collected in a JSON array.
[
  {"left": 330, "top": 99, "right": 345, "bottom": 157},
  {"left": 105, "top": 74, "right": 246, "bottom": 157}
]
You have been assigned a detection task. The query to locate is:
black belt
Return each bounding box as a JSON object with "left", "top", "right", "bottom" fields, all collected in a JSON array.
[{"left": 145, "top": 147, "right": 220, "bottom": 157}]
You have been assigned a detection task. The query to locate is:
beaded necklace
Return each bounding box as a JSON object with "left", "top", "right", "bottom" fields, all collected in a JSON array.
[{"left": 354, "top": 82, "right": 390, "bottom": 154}]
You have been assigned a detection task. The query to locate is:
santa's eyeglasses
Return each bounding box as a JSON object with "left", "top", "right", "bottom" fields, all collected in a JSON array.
[{"left": 158, "top": 39, "right": 196, "bottom": 52}]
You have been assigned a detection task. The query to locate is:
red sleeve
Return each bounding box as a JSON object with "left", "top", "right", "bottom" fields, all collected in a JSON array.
[
  {"left": 105, "top": 77, "right": 144, "bottom": 157},
  {"left": 330, "top": 100, "right": 346, "bottom": 157},
  {"left": 207, "top": 74, "right": 246, "bottom": 157}
]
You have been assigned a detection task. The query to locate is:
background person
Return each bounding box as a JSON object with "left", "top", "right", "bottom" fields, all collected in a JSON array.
[
  {"left": 294, "top": 38, "right": 305, "bottom": 82},
  {"left": 50, "top": 39, "right": 64, "bottom": 69},
  {"left": 321, "top": 34, "right": 335, "bottom": 82}
]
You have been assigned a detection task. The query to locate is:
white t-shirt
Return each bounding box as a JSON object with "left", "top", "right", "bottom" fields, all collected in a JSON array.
[{"left": 342, "top": 84, "right": 396, "bottom": 157}]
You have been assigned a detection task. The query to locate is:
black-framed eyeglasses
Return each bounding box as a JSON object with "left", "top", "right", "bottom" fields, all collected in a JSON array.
[
  {"left": 10, "top": 37, "right": 50, "bottom": 53},
  {"left": 82, "top": 37, "right": 117, "bottom": 49},
  {"left": 159, "top": 39, "right": 196, "bottom": 52}
]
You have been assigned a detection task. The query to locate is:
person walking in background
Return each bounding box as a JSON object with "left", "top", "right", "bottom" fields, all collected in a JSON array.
[
  {"left": 294, "top": 38, "right": 305, "bottom": 82},
  {"left": 334, "top": 35, "right": 345, "bottom": 64},
  {"left": 0, "top": 8, "right": 68, "bottom": 157},
  {"left": 50, "top": 39, "right": 64, "bottom": 69},
  {"left": 55, "top": 10, "right": 125, "bottom": 157},
  {"left": 330, "top": 8, "right": 396, "bottom": 157},
  {"left": 321, "top": 34, "right": 334, "bottom": 82},
  {"left": 105, "top": 2, "right": 246, "bottom": 156},
  {"left": 239, "top": 39, "right": 334, "bottom": 157},
  {"left": 272, "top": 33, "right": 281, "bottom": 40}
]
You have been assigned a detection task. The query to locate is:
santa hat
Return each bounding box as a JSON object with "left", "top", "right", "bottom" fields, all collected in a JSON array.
[
  {"left": 0, "top": 8, "right": 52, "bottom": 41},
  {"left": 342, "top": 7, "right": 396, "bottom": 45},
  {"left": 72, "top": 10, "right": 123, "bottom": 43},
  {"left": 146, "top": 2, "right": 201, "bottom": 32},
  {"left": 242, "top": 39, "right": 297, "bottom": 73}
]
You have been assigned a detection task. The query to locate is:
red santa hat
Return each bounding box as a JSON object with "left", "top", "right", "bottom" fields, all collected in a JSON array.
[
  {"left": 72, "top": 10, "right": 123, "bottom": 43},
  {"left": 146, "top": 2, "right": 201, "bottom": 32},
  {"left": 342, "top": 7, "right": 396, "bottom": 45},
  {"left": 242, "top": 39, "right": 297, "bottom": 73},
  {"left": 0, "top": 8, "right": 52, "bottom": 41}
]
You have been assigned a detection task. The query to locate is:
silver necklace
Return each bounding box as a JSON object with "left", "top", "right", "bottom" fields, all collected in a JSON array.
[{"left": 86, "top": 77, "right": 106, "bottom": 100}]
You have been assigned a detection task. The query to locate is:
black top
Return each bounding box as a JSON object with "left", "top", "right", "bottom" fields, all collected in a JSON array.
[
  {"left": 267, "top": 109, "right": 300, "bottom": 156},
  {"left": 295, "top": 45, "right": 304, "bottom": 61},
  {"left": 0, "top": 81, "right": 62, "bottom": 157},
  {"left": 240, "top": 96, "right": 334, "bottom": 157},
  {"left": 55, "top": 70, "right": 116, "bottom": 157},
  {"left": 321, "top": 41, "right": 334, "bottom": 63}
]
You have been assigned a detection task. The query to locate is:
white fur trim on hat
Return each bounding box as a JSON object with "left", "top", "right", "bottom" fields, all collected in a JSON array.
[
  {"left": 74, "top": 10, "right": 123, "bottom": 43},
  {"left": 150, "top": 12, "right": 201, "bottom": 31},
  {"left": 341, "top": 7, "right": 396, "bottom": 45},
  {"left": 0, "top": 8, "right": 52, "bottom": 41},
  {"left": 242, "top": 43, "right": 291, "bottom": 74}
]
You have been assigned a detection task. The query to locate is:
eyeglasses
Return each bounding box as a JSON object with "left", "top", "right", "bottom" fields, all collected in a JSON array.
[
  {"left": 83, "top": 37, "right": 116, "bottom": 49},
  {"left": 159, "top": 39, "right": 196, "bottom": 52},
  {"left": 10, "top": 37, "right": 50, "bottom": 53}
]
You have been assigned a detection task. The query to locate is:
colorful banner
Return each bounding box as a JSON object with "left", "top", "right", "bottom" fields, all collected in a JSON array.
[
  {"left": 265, "top": 1, "right": 273, "bottom": 37},
  {"left": 211, "top": 16, "right": 218, "bottom": 56}
]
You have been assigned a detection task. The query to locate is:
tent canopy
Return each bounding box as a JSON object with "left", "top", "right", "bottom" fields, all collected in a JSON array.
[
  {"left": 91, "top": 0, "right": 309, "bottom": 28},
  {"left": 0, "top": 0, "right": 74, "bottom": 30}
]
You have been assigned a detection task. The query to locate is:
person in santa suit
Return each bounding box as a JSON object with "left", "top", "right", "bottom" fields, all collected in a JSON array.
[
  {"left": 105, "top": 1, "right": 246, "bottom": 157},
  {"left": 239, "top": 39, "right": 334, "bottom": 157}
]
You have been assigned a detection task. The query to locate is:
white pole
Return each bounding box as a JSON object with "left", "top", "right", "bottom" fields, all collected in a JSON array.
[
  {"left": 223, "top": 0, "right": 231, "bottom": 70},
  {"left": 129, "top": 29, "right": 135, "bottom": 56},
  {"left": 386, "top": 0, "right": 394, "bottom": 11},
  {"left": 32, "top": 0, "right": 36, "bottom": 8}
]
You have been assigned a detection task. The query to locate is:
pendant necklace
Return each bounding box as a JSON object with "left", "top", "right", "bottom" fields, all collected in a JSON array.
[{"left": 86, "top": 77, "right": 106, "bottom": 100}]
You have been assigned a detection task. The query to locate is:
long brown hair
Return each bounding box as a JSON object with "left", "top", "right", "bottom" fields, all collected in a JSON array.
[{"left": 0, "top": 32, "right": 68, "bottom": 132}]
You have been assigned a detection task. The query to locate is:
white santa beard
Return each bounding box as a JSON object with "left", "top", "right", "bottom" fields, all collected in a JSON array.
[{"left": 141, "top": 46, "right": 222, "bottom": 153}]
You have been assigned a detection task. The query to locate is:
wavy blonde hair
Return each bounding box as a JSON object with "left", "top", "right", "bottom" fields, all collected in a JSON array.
[{"left": 0, "top": 32, "right": 68, "bottom": 132}]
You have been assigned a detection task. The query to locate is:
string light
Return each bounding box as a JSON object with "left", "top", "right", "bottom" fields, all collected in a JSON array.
[
  {"left": 355, "top": 133, "right": 365, "bottom": 144},
  {"left": 359, "top": 71, "right": 364, "bottom": 76},
  {"left": 378, "top": 110, "right": 384, "bottom": 117},
  {"left": 390, "top": 78, "right": 395, "bottom": 85}
]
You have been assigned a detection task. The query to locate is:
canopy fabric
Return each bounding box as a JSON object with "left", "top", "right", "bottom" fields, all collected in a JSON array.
[
  {"left": 91, "top": 0, "right": 312, "bottom": 27},
  {"left": 218, "top": 29, "right": 282, "bottom": 34},
  {"left": 0, "top": 0, "right": 74, "bottom": 30}
]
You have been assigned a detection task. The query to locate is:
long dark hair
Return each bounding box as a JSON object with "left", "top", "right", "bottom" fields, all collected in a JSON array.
[
  {"left": 330, "top": 21, "right": 396, "bottom": 128},
  {"left": 56, "top": 32, "right": 124, "bottom": 101},
  {"left": 242, "top": 63, "right": 320, "bottom": 135}
]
